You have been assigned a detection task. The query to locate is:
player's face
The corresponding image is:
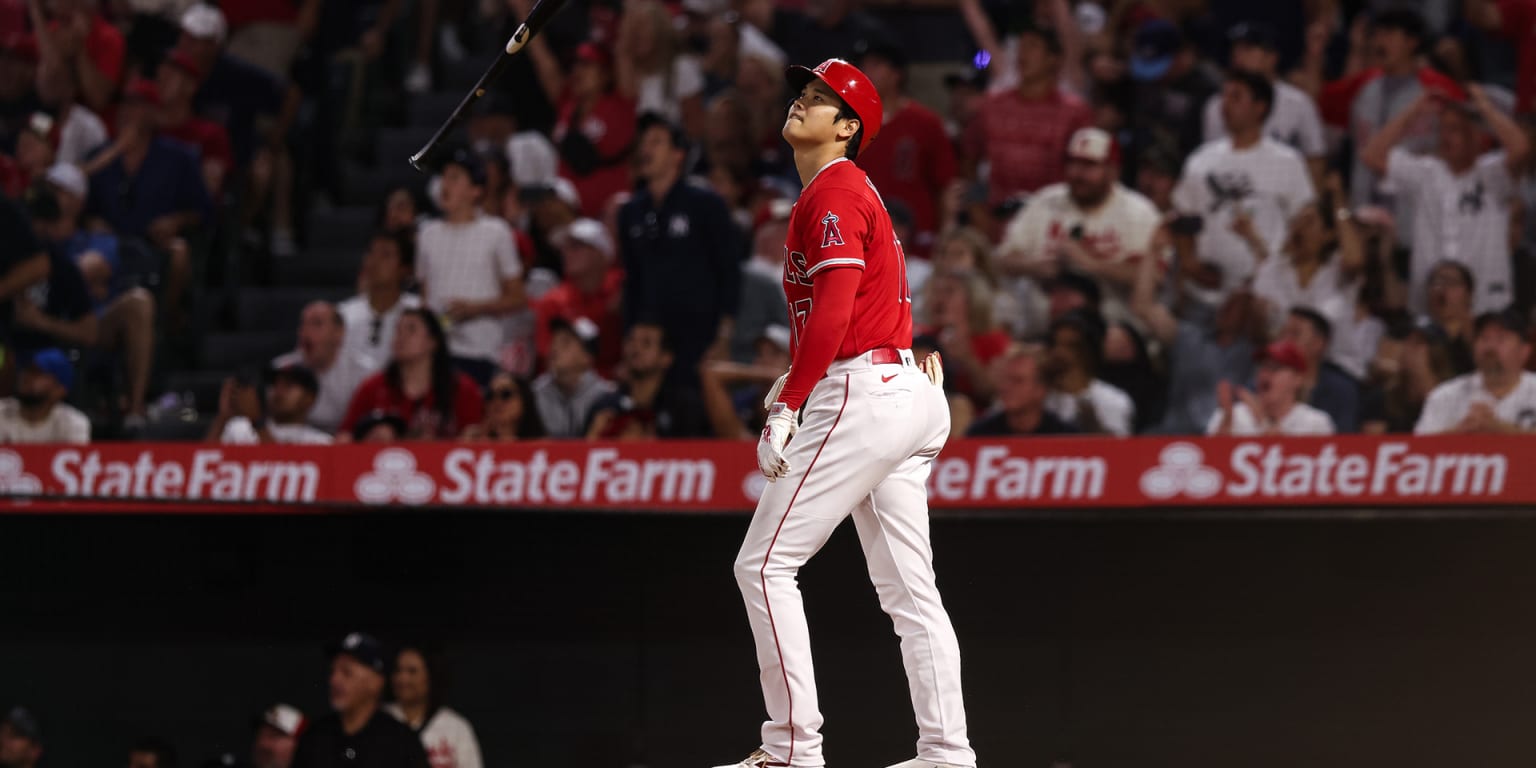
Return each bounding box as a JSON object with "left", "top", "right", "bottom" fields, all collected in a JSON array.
[
  {"left": 1063, "top": 157, "right": 1111, "bottom": 207},
  {"left": 1474, "top": 325, "right": 1530, "bottom": 376},
  {"left": 391, "top": 649, "right": 430, "bottom": 707},
  {"left": 250, "top": 724, "right": 295, "bottom": 768},
  {"left": 782, "top": 80, "right": 856, "bottom": 148}
]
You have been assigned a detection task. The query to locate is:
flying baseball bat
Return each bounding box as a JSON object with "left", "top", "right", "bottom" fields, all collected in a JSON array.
[{"left": 408, "top": 0, "right": 569, "bottom": 171}]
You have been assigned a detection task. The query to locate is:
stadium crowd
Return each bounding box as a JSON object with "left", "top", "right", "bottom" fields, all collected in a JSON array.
[{"left": 0, "top": 0, "right": 1535, "bottom": 448}]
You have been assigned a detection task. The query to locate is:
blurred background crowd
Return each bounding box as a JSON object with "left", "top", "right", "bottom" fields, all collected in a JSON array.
[{"left": 1, "top": 0, "right": 1536, "bottom": 446}]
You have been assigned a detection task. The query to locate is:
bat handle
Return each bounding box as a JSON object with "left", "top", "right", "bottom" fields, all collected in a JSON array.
[
  {"left": 409, "top": 149, "right": 428, "bottom": 171},
  {"left": 505, "top": 24, "right": 531, "bottom": 55}
]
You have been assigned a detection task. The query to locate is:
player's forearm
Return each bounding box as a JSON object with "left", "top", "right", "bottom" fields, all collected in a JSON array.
[{"left": 776, "top": 269, "right": 860, "bottom": 411}]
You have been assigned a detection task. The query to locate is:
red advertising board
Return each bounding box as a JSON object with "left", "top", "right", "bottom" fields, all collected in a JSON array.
[{"left": 0, "top": 436, "right": 1530, "bottom": 513}]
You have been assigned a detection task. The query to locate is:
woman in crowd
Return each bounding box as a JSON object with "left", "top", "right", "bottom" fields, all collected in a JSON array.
[
  {"left": 918, "top": 269, "right": 1012, "bottom": 407},
  {"left": 339, "top": 309, "right": 484, "bottom": 439},
  {"left": 614, "top": 0, "right": 706, "bottom": 136},
  {"left": 387, "top": 643, "right": 484, "bottom": 768},
  {"left": 462, "top": 370, "right": 546, "bottom": 440},
  {"left": 1361, "top": 321, "right": 1458, "bottom": 434}
]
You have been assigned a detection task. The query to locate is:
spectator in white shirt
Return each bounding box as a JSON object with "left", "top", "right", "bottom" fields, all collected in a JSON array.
[
  {"left": 1361, "top": 86, "right": 1530, "bottom": 315},
  {"left": 338, "top": 229, "right": 422, "bottom": 374},
  {"left": 386, "top": 644, "right": 484, "bottom": 768},
  {"left": 207, "top": 364, "right": 333, "bottom": 445},
  {"left": 1201, "top": 23, "right": 1326, "bottom": 181},
  {"left": 273, "top": 302, "right": 371, "bottom": 433},
  {"left": 997, "top": 127, "right": 1161, "bottom": 330},
  {"left": 1415, "top": 308, "right": 1536, "bottom": 433},
  {"left": 418, "top": 147, "right": 527, "bottom": 386},
  {"left": 532, "top": 316, "right": 615, "bottom": 438},
  {"left": 1208, "top": 340, "right": 1336, "bottom": 436},
  {"left": 0, "top": 348, "right": 89, "bottom": 444},
  {"left": 1042, "top": 309, "right": 1136, "bottom": 435},
  {"left": 1173, "top": 69, "right": 1315, "bottom": 304}
]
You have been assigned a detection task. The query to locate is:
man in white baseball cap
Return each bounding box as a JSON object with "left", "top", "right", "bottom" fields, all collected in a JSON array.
[{"left": 998, "top": 125, "right": 1163, "bottom": 331}]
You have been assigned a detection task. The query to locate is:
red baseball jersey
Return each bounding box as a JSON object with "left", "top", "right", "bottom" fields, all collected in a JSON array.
[{"left": 783, "top": 159, "right": 913, "bottom": 360}]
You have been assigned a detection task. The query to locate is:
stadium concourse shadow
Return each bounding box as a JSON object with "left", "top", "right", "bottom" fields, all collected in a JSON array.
[{"left": 2, "top": 511, "right": 1536, "bottom": 767}]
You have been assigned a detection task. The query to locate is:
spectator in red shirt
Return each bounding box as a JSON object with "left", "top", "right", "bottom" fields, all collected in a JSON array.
[
  {"left": 528, "top": 39, "right": 637, "bottom": 217},
  {"left": 962, "top": 22, "right": 1091, "bottom": 205},
  {"left": 34, "top": 0, "right": 124, "bottom": 114},
  {"left": 855, "top": 41, "right": 957, "bottom": 255},
  {"left": 156, "top": 51, "right": 233, "bottom": 197},
  {"left": 533, "top": 218, "right": 624, "bottom": 374},
  {"left": 340, "top": 309, "right": 485, "bottom": 440}
]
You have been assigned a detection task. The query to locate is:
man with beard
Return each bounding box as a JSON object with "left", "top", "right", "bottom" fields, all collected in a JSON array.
[
  {"left": 998, "top": 127, "right": 1161, "bottom": 327},
  {"left": 584, "top": 321, "right": 707, "bottom": 439},
  {"left": 0, "top": 348, "right": 89, "bottom": 443},
  {"left": 1415, "top": 308, "right": 1536, "bottom": 433},
  {"left": 1041, "top": 308, "right": 1135, "bottom": 436},
  {"left": 1208, "top": 340, "right": 1335, "bottom": 435}
]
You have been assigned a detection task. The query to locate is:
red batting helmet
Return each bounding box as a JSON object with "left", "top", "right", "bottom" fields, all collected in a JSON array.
[{"left": 786, "top": 58, "right": 883, "bottom": 151}]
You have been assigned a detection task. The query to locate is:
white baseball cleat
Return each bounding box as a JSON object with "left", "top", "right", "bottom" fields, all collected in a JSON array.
[
  {"left": 712, "top": 749, "right": 790, "bottom": 768},
  {"left": 883, "top": 760, "right": 970, "bottom": 768}
]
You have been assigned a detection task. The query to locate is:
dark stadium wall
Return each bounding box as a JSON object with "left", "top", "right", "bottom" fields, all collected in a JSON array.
[{"left": 3, "top": 512, "right": 1536, "bottom": 768}]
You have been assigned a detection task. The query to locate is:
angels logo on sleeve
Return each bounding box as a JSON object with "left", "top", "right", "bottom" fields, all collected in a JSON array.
[{"left": 820, "top": 211, "right": 845, "bottom": 248}]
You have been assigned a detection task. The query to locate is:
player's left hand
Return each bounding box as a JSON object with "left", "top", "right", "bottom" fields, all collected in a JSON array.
[
  {"left": 757, "top": 403, "right": 797, "bottom": 480},
  {"left": 919, "top": 352, "right": 944, "bottom": 388}
]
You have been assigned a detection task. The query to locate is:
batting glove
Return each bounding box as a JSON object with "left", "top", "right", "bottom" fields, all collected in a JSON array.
[
  {"left": 919, "top": 351, "right": 944, "bottom": 388},
  {"left": 764, "top": 369, "right": 789, "bottom": 410},
  {"left": 757, "top": 403, "right": 798, "bottom": 480}
]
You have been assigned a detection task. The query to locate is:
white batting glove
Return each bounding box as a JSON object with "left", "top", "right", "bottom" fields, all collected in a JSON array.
[
  {"left": 764, "top": 369, "right": 789, "bottom": 410},
  {"left": 919, "top": 351, "right": 944, "bottom": 388},
  {"left": 757, "top": 403, "right": 797, "bottom": 480}
]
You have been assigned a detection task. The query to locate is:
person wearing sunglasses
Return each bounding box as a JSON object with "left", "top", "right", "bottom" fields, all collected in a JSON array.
[{"left": 462, "top": 370, "right": 545, "bottom": 441}]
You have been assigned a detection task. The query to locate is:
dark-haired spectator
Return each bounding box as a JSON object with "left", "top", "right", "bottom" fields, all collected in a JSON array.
[
  {"left": 461, "top": 370, "right": 545, "bottom": 441},
  {"left": 128, "top": 738, "right": 177, "bottom": 768},
  {"left": 998, "top": 127, "right": 1161, "bottom": 330},
  {"left": 1044, "top": 271, "right": 1101, "bottom": 326},
  {"left": 1418, "top": 260, "right": 1476, "bottom": 374},
  {"left": 586, "top": 322, "right": 708, "bottom": 439},
  {"left": 32, "top": 0, "right": 124, "bottom": 114},
  {"left": 250, "top": 704, "right": 304, "bottom": 768},
  {"left": 291, "top": 633, "right": 429, "bottom": 768},
  {"left": 207, "top": 364, "right": 332, "bottom": 445},
  {"left": 531, "top": 316, "right": 613, "bottom": 438},
  {"left": 339, "top": 231, "right": 422, "bottom": 375},
  {"left": 854, "top": 42, "right": 956, "bottom": 253},
  {"left": 381, "top": 187, "right": 426, "bottom": 234},
  {"left": 526, "top": 38, "right": 636, "bottom": 217},
  {"left": 0, "top": 348, "right": 88, "bottom": 443},
  {"left": 1043, "top": 308, "right": 1134, "bottom": 435},
  {"left": 961, "top": 22, "right": 1092, "bottom": 205},
  {"left": 1173, "top": 69, "right": 1314, "bottom": 303},
  {"left": 967, "top": 347, "right": 1078, "bottom": 437},
  {"left": 0, "top": 706, "right": 42, "bottom": 768},
  {"left": 1202, "top": 22, "right": 1326, "bottom": 181},
  {"left": 1361, "top": 320, "right": 1459, "bottom": 433},
  {"left": 156, "top": 50, "right": 234, "bottom": 198},
  {"left": 385, "top": 644, "right": 483, "bottom": 768},
  {"left": 417, "top": 148, "right": 526, "bottom": 386},
  {"left": 274, "top": 302, "right": 371, "bottom": 433},
  {"left": 1361, "top": 87, "right": 1528, "bottom": 315},
  {"left": 340, "top": 309, "right": 484, "bottom": 440},
  {"left": 1415, "top": 308, "right": 1536, "bottom": 433},
  {"left": 917, "top": 269, "right": 1010, "bottom": 406},
  {"left": 1130, "top": 250, "right": 1264, "bottom": 434},
  {"left": 351, "top": 410, "right": 408, "bottom": 443},
  {"left": 1101, "top": 320, "right": 1165, "bottom": 433},
  {"left": 533, "top": 219, "right": 623, "bottom": 374},
  {"left": 618, "top": 115, "right": 740, "bottom": 386},
  {"left": 1208, "top": 341, "right": 1335, "bottom": 436},
  {"left": 1128, "top": 19, "right": 1222, "bottom": 182},
  {"left": 1281, "top": 306, "right": 1361, "bottom": 432}
]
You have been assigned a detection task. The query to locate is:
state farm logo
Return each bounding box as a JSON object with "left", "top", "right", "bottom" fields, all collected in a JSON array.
[
  {"left": 1140, "top": 442, "right": 1222, "bottom": 499},
  {"left": 0, "top": 450, "right": 41, "bottom": 494},
  {"left": 355, "top": 449, "right": 436, "bottom": 505}
]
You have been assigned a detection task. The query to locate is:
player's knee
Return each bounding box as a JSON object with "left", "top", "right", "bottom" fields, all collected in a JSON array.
[{"left": 733, "top": 551, "right": 761, "bottom": 587}]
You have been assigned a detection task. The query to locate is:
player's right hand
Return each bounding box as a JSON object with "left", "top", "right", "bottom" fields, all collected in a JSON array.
[
  {"left": 757, "top": 403, "right": 797, "bottom": 480},
  {"left": 764, "top": 369, "right": 790, "bottom": 410},
  {"left": 919, "top": 352, "right": 944, "bottom": 388}
]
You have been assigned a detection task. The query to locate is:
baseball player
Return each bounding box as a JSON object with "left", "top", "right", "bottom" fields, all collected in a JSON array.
[{"left": 714, "top": 59, "right": 976, "bottom": 768}]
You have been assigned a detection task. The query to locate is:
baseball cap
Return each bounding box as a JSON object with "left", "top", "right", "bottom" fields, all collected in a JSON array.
[
  {"left": 26, "top": 348, "right": 74, "bottom": 393},
  {"left": 1130, "top": 19, "right": 1183, "bottom": 82},
  {"left": 267, "top": 362, "right": 320, "bottom": 395},
  {"left": 21, "top": 111, "right": 53, "bottom": 142},
  {"left": 326, "top": 632, "right": 388, "bottom": 675},
  {"left": 45, "top": 162, "right": 87, "bottom": 199},
  {"left": 559, "top": 218, "right": 614, "bottom": 259},
  {"left": 786, "top": 58, "right": 884, "bottom": 148},
  {"left": 253, "top": 704, "right": 305, "bottom": 737},
  {"left": 1257, "top": 340, "right": 1308, "bottom": 373},
  {"left": 1473, "top": 307, "right": 1532, "bottom": 338},
  {"left": 550, "top": 315, "right": 602, "bottom": 358},
  {"left": 1228, "top": 21, "right": 1278, "bottom": 51},
  {"left": 440, "top": 146, "right": 487, "bottom": 187},
  {"left": 1, "top": 706, "right": 40, "bottom": 742},
  {"left": 181, "top": 3, "right": 228, "bottom": 42},
  {"left": 1065, "top": 127, "right": 1120, "bottom": 164},
  {"left": 758, "top": 324, "right": 791, "bottom": 352}
]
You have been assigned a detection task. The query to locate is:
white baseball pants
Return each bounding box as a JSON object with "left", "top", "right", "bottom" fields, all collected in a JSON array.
[{"left": 733, "top": 349, "right": 976, "bottom": 768}]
